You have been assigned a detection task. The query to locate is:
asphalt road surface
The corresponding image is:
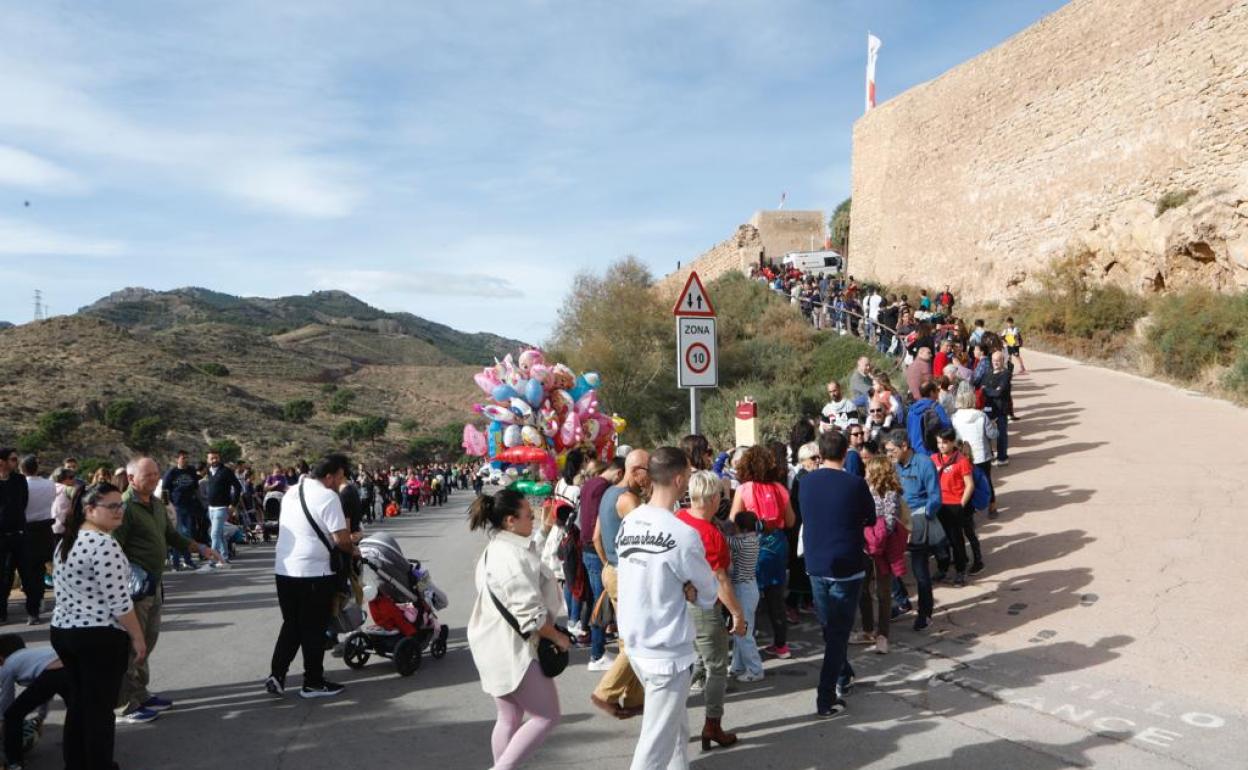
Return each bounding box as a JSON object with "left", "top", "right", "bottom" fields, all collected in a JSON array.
[{"left": 9, "top": 350, "right": 1248, "bottom": 769}]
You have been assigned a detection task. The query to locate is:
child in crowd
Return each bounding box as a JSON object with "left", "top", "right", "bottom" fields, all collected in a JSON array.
[
  {"left": 727, "top": 511, "right": 764, "bottom": 682},
  {"left": 0, "top": 634, "right": 67, "bottom": 770},
  {"left": 862, "top": 459, "right": 910, "bottom": 655}
]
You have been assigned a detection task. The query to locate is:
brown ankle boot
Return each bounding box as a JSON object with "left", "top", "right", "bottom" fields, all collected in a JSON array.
[{"left": 700, "top": 717, "right": 739, "bottom": 750}]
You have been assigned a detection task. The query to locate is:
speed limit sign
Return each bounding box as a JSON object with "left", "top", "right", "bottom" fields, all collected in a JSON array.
[{"left": 677, "top": 316, "right": 718, "bottom": 388}]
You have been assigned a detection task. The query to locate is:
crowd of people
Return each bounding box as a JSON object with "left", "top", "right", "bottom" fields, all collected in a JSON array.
[
  {"left": 463, "top": 275, "right": 1029, "bottom": 768},
  {"left": 0, "top": 443, "right": 483, "bottom": 770}
]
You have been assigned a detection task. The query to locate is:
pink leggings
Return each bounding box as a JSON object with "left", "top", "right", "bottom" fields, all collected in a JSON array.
[{"left": 491, "top": 661, "right": 561, "bottom": 769}]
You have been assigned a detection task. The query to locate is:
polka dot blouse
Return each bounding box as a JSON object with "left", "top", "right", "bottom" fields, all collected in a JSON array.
[{"left": 52, "top": 530, "right": 135, "bottom": 631}]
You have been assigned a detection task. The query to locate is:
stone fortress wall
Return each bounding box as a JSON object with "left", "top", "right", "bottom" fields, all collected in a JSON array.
[
  {"left": 850, "top": 0, "right": 1248, "bottom": 301},
  {"left": 657, "top": 211, "right": 825, "bottom": 296}
]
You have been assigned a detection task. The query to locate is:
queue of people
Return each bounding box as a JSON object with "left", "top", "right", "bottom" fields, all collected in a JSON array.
[{"left": 462, "top": 323, "right": 1025, "bottom": 767}]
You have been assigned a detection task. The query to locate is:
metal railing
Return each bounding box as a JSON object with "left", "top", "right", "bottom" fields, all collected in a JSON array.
[{"left": 764, "top": 282, "right": 907, "bottom": 374}]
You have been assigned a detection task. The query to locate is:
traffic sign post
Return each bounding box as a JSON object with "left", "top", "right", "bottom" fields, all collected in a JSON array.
[{"left": 673, "top": 271, "right": 718, "bottom": 435}]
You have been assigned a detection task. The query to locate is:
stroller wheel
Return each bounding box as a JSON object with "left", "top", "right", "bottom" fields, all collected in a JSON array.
[
  {"left": 394, "top": 637, "right": 422, "bottom": 676},
  {"left": 343, "top": 633, "right": 370, "bottom": 670},
  {"left": 430, "top": 626, "right": 449, "bottom": 659}
]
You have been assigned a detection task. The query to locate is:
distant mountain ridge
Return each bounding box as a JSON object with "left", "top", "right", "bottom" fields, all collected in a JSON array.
[{"left": 79, "top": 286, "right": 524, "bottom": 365}]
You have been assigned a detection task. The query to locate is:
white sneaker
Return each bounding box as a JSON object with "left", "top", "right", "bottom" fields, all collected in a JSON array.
[
  {"left": 849, "top": 631, "right": 875, "bottom": 645},
  {"left": 211, "top": 561, "right": 231, "bottom": 570},
  {"left": 874, "top": 636, "right": 889, "bottom": 655},
  {"left": 196, "top": 564, "right": 215, "bottom": 573},
  {"left": 736, "top": 671, "right": 765, "bottom": 683},
  {"left": 586, "top": 653, "right": 615, "bottom": 672},
  {"left": 566, "top": 621, "right": 583, "bottom": 637}
]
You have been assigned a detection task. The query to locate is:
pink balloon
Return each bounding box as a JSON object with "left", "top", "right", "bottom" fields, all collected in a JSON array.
[
  {"left": 462, "top": 424, "right": 488, "bottom": 456},
  {"left": 473, "top": 371, "right": 499, "bottom": 395}
]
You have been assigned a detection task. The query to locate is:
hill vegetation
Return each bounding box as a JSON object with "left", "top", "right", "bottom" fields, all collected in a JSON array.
[
  {"left": 0, "top": 287, "right": 522, "bottom": 466},
  {"left": 549, "top": 258, "right": 893, "bottom": 449}
]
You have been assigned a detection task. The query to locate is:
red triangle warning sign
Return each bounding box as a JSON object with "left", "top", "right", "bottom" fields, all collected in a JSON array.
[{"left": 672, "top": 271, "right": 716, "bottom": 317}]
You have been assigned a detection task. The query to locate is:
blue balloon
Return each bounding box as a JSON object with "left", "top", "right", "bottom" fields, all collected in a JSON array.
[
  {"left": 524, "top": 378, "right": 544, "bottom": 407},
  {"left": 569, "top": 375, "right": 591, "bottom": 400},
  {"left": 492, "top": 384, "right": 519, "bottom": 403}
]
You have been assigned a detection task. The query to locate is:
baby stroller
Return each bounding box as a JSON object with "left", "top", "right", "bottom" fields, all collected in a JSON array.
[
  {"left": 262, "top": 491, "right": 283, "bottom": 539},
  {"left": 343, "top": 531, "right": 449, "bottom": 676}
]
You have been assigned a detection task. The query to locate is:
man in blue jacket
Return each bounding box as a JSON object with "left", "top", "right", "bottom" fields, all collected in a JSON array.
[
  {"left": 905, "top": 380, "right": 951, "bottom": 455},
  {"left": 799, "top": 430, "right": 876, "bottom": 719},
  {"left": 884, "top": 430, "right": 943, "bottom": 631}
]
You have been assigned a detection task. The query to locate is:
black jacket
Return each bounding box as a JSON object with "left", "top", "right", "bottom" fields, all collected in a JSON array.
[
  {"left": 204, "top": 466, "right": 243, "bottom": 507},
  {"left": 0, "top": 474, "right": 29, "bottom": 533}
]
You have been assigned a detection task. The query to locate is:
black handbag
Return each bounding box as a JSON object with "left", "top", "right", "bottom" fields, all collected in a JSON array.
[
  {"left": 298, "top": 480, "right": 352, "bottom": 592},
  {"left": 485, "top": 554, "right": 568, "bottom": 678}
]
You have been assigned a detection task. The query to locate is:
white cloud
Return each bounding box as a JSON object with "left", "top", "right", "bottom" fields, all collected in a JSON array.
[
  {"left": 0, "top": 146, "right": 87, "bottom": 193},
  {"left": 312, "top": 269, "right": 524, "bottom": 299},
  {"left": 0, "top": 217, "right": 124, "bottom": 257}
]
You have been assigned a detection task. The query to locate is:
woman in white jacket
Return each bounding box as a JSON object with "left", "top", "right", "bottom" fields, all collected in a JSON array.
[
  {"left": 466, "top": 489, "right": 570, "bottom": 770},
  {"left": 950, "top": 388, "right": 999, "bottom": 517}
]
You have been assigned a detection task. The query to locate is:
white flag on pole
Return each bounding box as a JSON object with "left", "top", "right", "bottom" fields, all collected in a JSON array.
[{"left": 866, "top": 33, "right": 882, "bottom": 112}]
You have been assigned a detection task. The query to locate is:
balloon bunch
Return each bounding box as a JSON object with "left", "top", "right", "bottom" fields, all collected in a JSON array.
[{"left": 461, "top": 349, "right": 627, "bottom": 497}]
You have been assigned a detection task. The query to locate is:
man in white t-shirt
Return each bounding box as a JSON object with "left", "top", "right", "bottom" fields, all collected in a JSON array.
[
  {"left": 616, "top": 447, "right": 717, "bottom": 770},
  {"left": 821, "top": 380, "right": 857, "bottom": 430},
  {"left": 266, "top": 454, "right": 355, "bottom": 700}
]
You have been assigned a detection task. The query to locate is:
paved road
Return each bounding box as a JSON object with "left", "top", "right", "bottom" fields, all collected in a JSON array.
[{"left": 9, "top": 349, "right": 1248, "bottom": 769}]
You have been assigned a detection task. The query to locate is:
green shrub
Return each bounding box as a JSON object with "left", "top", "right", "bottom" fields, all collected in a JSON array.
[
  {"left": 327, "top": 389, "right": 355, "bottom": 415},
  {"left": 1146, "top": 290, "right": 1248, "bottom": 381},
  {"left": 1011, "top": 255, "right": 1147, "bottom": 347},
  {"left": 78, "top": 457, "right": 113, "bottom": 480},
  {"left": 128, "top": 417, "right": 166, "bottom": 451},
  {"left": 198, "top": 362, "right": 230, "bottom": 377},
  {"left": 399, "top": 418, "right": 420, "bottom": 433},
  {"left": 207, "top": 438, "right": 243, "bottom": 464},
  {"left": 282, "top": 399, "right": 315, "bottom": 423},
  {"left": 37, "top": 410, "right": 81, "bottom": 444},
  {"left": 333, "top": 416, "right": 388, "bottom": 446},
  {"left": 104, "top": 399, "right": 141, "bottom": 431},
  {"left": 320, "top": 383, "right": 339, "bottom": 394},
  {"left": 1155, "top": 189, "right": 1195, "bottom": 217},
  {"left": 406, "top": 436, "right": 452, "bottom": 463},
  {"left": 16, "top": 432, "right": 45, "bottom": 453},
  {"left": 1223, "top": 339, "right": 1248, "bottom": 398}
]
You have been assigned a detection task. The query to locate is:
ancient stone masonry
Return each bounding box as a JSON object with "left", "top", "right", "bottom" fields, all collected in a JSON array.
[
  {"left": 850, "top": 0, "right": 1248, "bottom": 300},
  {"left": 657, "top": 212, "right": 825, "bottom": 295}
]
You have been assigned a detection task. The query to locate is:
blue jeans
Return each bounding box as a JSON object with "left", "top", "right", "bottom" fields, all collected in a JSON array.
[
  {"left": 563, "top": 582, "right": 581, "bottom": 627},
  {"left": 581, "top": 552, "right": 606, "bottom": 660},
  {"left": 209, "top": 506, "right": 230, "bottom": 561},
  {"left": 171, "top": 505, "right": 197, "bottom": 566},
  {"left": 729, "top": 581, "right": 763, "bottom": 677},
  {"left": 809, "top": 576, "right": 863, "bottom": 710}
]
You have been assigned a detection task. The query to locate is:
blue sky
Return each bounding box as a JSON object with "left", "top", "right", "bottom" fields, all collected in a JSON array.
[{"left": 1, "top": 0, "right": 1067, "bottom": 339}]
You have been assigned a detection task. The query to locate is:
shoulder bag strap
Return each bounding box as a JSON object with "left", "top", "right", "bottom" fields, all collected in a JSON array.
[
  {"left": 298, "top": 480, "right": 336, "bottom": 558},
  {"left": 484, "top": 551, "right": 531, "bottom": 641}
]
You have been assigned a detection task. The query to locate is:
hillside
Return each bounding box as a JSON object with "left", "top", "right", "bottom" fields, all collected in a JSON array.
[
  {"left": 80, "top": 286, "right": 523, "bottom": 365},
  {"left": 0, "top": 287, "right": 513, "bottom": 465}
]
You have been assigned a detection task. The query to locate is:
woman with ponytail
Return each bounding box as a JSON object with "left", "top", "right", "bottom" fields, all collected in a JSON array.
[
  {"left": 51, "top": 482, "right": 147, "bottom": 770},
  {"left": 466, "top": 489, "right": 569, "bottom": 769}
]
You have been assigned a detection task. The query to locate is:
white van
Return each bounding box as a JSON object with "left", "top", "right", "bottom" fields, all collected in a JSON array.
[{"left": 782, "top": 250, "right": 843, "bottom": 276}]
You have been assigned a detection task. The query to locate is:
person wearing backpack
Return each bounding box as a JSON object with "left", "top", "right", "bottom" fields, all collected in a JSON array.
[
  {"left": 930, "top": 429, "right": 978, "bottom": 586},
  {"left": 906, "top": 381, "right": 951, "bottom": 456},
  {"left": 729, "top": 446, "right": 796, "bottom": 660}
]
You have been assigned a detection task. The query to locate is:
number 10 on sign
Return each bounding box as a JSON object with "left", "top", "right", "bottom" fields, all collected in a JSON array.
[{"left": 677, "top": 317, "right": 718, "bottom": 388}]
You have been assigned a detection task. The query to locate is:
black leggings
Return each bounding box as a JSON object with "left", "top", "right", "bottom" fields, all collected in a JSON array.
[
  {"left": 51, "top": 626, "right": 129, "bottom": 770},
  {"left": 936, "top": 504, "right": 982, "bottom": 574},
  {"left": 271, "top": 575, "right": 336, "bottom": 687},
  {"left": 4, "top": 665, "right": 69, "bottom": 763},
  {"left": 762, "top": 584, "right": 787, "bottom": 647}
]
